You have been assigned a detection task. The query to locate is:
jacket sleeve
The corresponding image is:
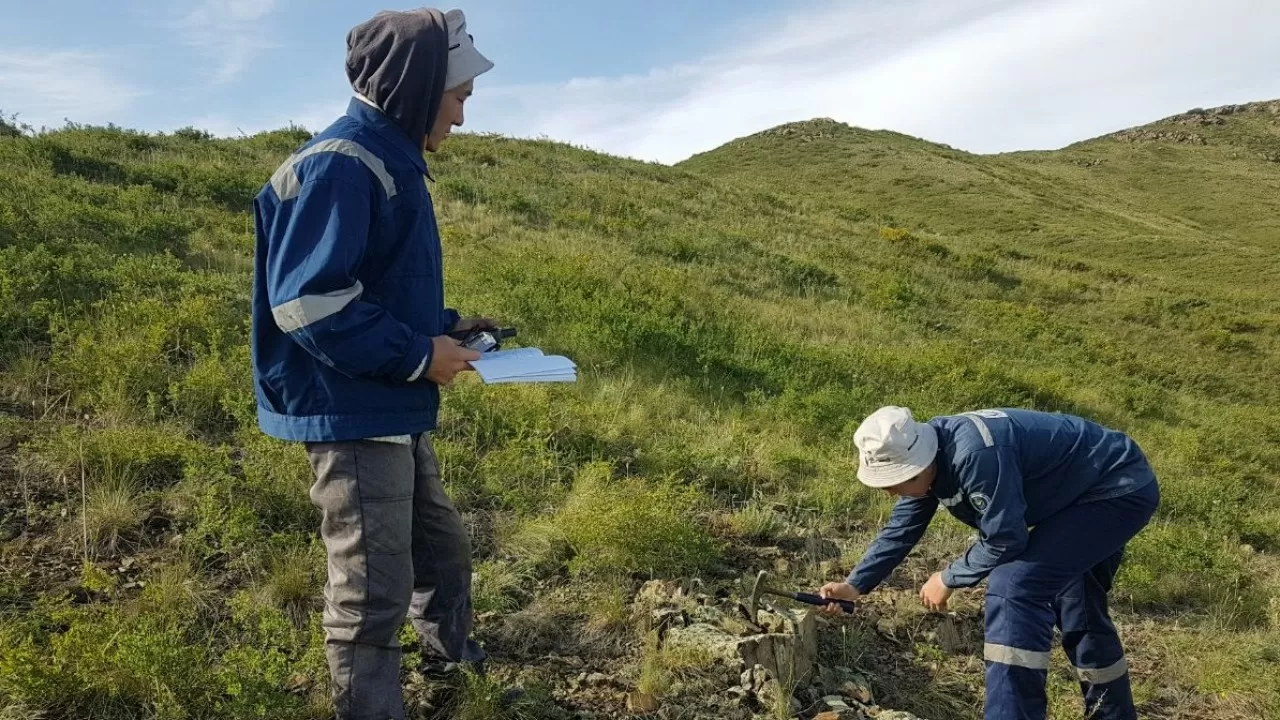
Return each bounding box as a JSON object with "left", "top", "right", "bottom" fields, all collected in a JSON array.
[
  {"left": 264, "top": 176, "right": 435, "bottom": 382},
  {"left": 846, "top": 494, "right": 939, "bottom": 594},
  {"left": 941, "top": 446, "right": 1029, "bottom": 588}
]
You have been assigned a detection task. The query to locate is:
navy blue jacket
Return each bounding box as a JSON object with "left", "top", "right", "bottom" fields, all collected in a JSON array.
[
  {"left": 250, "top": 99, "right": 459, "bottom": 442},
  {"left": 847, "top": 409, "right": 1155, "bottom": 592}
]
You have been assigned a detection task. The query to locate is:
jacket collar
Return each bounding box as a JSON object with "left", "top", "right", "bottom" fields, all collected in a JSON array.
[{"left": 345, "top": 97, "right": 430, "bottom": 177}]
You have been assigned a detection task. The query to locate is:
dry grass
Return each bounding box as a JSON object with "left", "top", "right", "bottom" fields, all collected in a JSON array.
[
  {"left": 81, "top": 478, "right": 145, "bottom": 554},
  {"left": 635, "top": 629, "right": 720, "bottom": 700},
  {"left": 265, "top": 544, "right": 321, "bottom": 626},
  {"left": 140, "top": 558, "right": 216, "bottom": 618}
]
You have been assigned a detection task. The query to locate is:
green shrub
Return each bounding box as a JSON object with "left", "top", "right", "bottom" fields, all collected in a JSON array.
[
  {"left": 218, "top": 589, "right": 320, "bottom": 719},
  {"left": 556, "top": 463, "right": 720, "bottom": 577},
  {"left": 443, "top": 668, "right": 555, "bottom": 720},
  {"left": 236, "top": 432, "right": 318, "bottom": 533},
  {"left": 722, "top": 501, "right": 786, "bottom": 543},
  {"left": 186, "top": 432, "right": 316, "bottom": 552},
  {"left": 0, "top": 600, "right": 222, "bottom": 719},
  {"left": 168, "top": 344, "right": 252, "bottom": 437},
  {"left": 53, "top": 293, "right": 244, "bottom": 423},
  {"left": 0, "top": 111, "right": 25, "bottom": 137},
  {"left": 261, "top": 543, "right": 322, "bottom": 626},
  {"left": 472, "top": 559, "right": 536, "bottom": 614},
  {"left": 138, "top": 559, "right": 216, "bottom": 620}
]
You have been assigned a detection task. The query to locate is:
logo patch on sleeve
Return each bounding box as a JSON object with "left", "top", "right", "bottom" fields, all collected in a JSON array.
[{"left": 969, "top": 493, "right": 991, "bottom": 513}]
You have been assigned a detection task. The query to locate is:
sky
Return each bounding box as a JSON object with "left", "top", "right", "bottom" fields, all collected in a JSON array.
[{"left": 3, "top": 0, "right": 1280, "bottom": 164}]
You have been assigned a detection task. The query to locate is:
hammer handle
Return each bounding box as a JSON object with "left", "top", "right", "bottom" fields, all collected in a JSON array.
[{"left": 793, "top": 591, "right": 856, "bottom": 613}]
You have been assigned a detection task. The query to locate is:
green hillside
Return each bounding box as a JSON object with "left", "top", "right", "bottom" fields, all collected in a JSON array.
[
  {"left": 683, "top": 102, "right": 1280, "bottom": 290},
  {"left": 0, "top": 101, "right": 1277, "bottom": 720}
]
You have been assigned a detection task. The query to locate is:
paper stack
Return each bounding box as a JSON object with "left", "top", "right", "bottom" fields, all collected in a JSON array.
[{"left": 469, "top": 347, "right": 577, "bottom": 384}]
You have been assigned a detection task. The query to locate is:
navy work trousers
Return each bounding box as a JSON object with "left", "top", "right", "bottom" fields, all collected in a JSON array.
[{"left": 982, "top": 476, "right": 1159, "bottom": 720}]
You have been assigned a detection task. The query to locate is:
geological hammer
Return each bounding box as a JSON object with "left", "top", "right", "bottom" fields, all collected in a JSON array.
[{"left": 747, "top": 570, "right": 856, "bottom": 621}]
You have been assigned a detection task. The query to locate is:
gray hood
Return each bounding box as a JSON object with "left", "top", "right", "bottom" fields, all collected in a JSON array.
[{"left": 345, "top": 8, "right": 449, "bottom": 151}]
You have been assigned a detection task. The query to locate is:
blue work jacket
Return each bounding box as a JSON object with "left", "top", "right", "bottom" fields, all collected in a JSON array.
[
  {"left": 250, "top": 98, "right": 459, "bottom": 442},
  {"left": 848, "top": 409, "right": 1155, "bottom": 592}
]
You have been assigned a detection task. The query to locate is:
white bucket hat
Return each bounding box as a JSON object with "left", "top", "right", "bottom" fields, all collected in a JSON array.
[
  {"left": 854, "top": 406, "right": 939, "bottom": 488},
  {"left": 443, "top": 9, "right": 494, "bottom": 91}
]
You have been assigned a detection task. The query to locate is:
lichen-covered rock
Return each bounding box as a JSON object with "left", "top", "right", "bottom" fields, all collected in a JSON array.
[
  {"left": 816, "top": 694, "right": 871, "bottom": 719},
  {"left": 839, "top": 676, "right": 874, "bottom": 705},
  {"left": 663, "top": 607, "right": 818, "bottom": 689},
  {"left": 636, "top": 579, "right": 680, "bottom": 609},
  {"left": 876, "top": 710, "right": 928, "bottom": 720},
  {"left": 664, "top": 623, "right": 742, "bottom": 664}
]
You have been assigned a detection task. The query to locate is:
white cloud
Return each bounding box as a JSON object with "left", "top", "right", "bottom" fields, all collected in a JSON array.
[
  {"left": 0, "top": 50, "right": 143, "bottom": 129},
  {"left": 176, "top": 0, "right": 280, "bottom": 84},
  {"left": 471, "top": 0, "right": 1280, "bottom": 164}
]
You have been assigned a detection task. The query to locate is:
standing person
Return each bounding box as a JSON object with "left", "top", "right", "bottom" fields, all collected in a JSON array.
[
  {"left": 249, "top": 8, "right": 495, "bottom": 719},
  {"left": 818, "top": 407, "right": 1160, "bottom": 720}
]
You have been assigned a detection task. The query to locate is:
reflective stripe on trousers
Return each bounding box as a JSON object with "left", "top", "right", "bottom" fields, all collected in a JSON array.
[{"left": 982, "top": 479, "right": 1158, "bottom": 720}]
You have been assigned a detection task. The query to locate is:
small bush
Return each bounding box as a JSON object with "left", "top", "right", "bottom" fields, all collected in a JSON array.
[
  {"left": 234, "top": 431, "right": 318, "bottom": 534},
  {"left": 263, "top": 544, "right": 322, "bottom": 626},
  {"left": 139, "top": 559, "right": 215, "bottom": 619},
  {"left": 169, "top": 348, "right": 249, "bottom": 437},
  {"left": 865, "top": 272, "right": 923, "bottom": 311},
  {"left": 722, "top": 502, "right": 786, "bottom": 543},
  {"left": 172, "top": 126, "right": 213, "bottom": 142},
  {"left": 503, "top": 516, "right": 573, "bottom": 575},
  {"left": 556, "top": 463, "right": 720, "bottom": 578},
  {"left": 443, "top": 668, "right": 553, "bottom": 720},
  {"left": 53, "top": 292, "right": 244, "bottom": 423},
  {"left": 0, "top": 110, "right": 27, "bottom": 137},
  {"left": 473, "top": 559, "right": 535, "bottom": 614},
  {"left": 581, "top": 582, "right": 630, "bottom": 634},
  {"left": 636, "top": 629, "right": 721, "bottom": 699}
]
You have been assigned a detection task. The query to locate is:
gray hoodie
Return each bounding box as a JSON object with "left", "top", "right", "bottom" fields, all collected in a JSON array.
[{"left": 345, "top": 9, "right": 449, "bottom": 151}]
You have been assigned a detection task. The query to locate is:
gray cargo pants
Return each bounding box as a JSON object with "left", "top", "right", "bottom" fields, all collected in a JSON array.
[{"left": 305, "top": 433, "right": 483, "bottom": 720}]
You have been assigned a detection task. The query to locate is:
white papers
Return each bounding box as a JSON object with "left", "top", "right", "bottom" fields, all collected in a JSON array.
[{"left": 469, "top": 348, "right": 577, "bottom": 384}]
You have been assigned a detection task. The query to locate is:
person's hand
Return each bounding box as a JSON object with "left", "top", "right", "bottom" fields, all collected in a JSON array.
[
  {"left": 818, "top": 581, "right": 861, "bottom": 615},
  {"left": 920, "top": 571, "right": 954, "bottom": 612},
  {"left": 451, "top": 316, "right": 498, "bottom": 334},
  {"left": 427, "top": 336, "right": 482, "bottom": 386}
]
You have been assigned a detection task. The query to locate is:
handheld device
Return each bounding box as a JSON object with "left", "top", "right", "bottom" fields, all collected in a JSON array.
[{"left": 451, "top": 326, "right": 517, "bottom": 353}]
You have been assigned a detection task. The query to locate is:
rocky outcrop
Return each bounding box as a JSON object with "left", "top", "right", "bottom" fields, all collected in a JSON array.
[
  {"left": 1111, "top": 128, "right": 1207, "bottom": 145},
  {"left": 1111, "top": 100, "right": 1280, "bottom": 144},
  {"left": 632, "top": 579, "right": 934, "bottom": 720}
]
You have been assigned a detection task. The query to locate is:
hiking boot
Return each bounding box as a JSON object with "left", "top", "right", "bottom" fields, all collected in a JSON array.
[{"left": 420, "top": 657, "right": 485, "bottom": 679}]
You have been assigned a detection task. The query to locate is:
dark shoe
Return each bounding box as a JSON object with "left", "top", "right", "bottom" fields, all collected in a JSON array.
[{"left": 420, "top": 657, "right": 485, "bottom": 679}]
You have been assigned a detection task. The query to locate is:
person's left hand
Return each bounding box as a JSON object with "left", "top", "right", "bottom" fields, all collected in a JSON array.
[
  {"left": 919, "top": 572, "right": 954, "bottom": 612},
  {"left": 451, "top": 316, "right": 498, "bottom": 334}
]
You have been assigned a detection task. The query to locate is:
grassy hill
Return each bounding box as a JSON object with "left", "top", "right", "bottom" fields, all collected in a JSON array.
[{"left": 0, "top": 100, "right": 1278, "bottom": 720}]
